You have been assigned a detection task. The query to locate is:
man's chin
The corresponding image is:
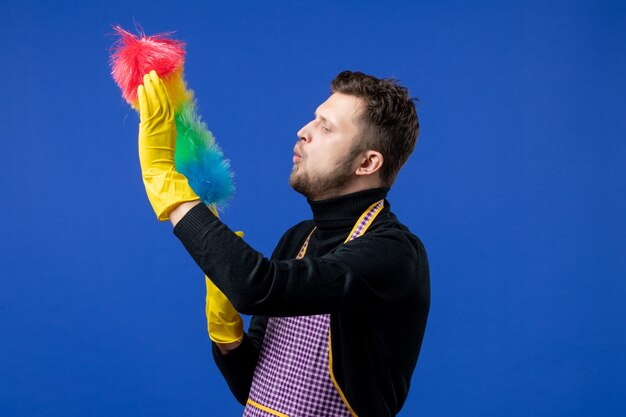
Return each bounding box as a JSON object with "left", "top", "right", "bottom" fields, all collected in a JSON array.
[{"left": 289, "top": 174, "right": 312, "bottom": 198}]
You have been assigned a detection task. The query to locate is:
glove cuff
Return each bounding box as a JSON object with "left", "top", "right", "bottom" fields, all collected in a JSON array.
[
  {"left": 208, "top": 318, "right": 244, "bottom": 344},
  {"left": 142, "top": 170, "right": 200, "bottom": 221}
]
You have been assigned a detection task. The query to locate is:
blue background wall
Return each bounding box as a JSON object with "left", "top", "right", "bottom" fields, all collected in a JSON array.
[{"left": 2, "top": 0, "right": 625, "bottom": 416}]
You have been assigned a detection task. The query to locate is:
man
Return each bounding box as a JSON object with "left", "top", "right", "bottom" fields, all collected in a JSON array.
[{"left": 137, "top": 70, "right": 430, "bottom": 416}]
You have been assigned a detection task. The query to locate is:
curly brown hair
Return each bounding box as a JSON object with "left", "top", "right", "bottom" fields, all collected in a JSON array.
[{"left": 331, "top": 71, "right": 420, "bottom": 186}]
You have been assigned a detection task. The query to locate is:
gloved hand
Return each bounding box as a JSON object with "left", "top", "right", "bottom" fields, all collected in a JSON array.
[
  {"left": 137, "top": 70, "right": 199, "bottom": 221},
  {"left": 204, "top": 230, "right": 245, "bottom": 344}
]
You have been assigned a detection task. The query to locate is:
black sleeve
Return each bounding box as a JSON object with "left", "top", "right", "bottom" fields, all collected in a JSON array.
[
  {"left": 210, "top": 316, "right": 269, "bottom": 405},
  {"left": 211, "top": 334, "right": 257, "bottom": 405},
  {"left": 174, "top": 203, "right": 421, "bottom": 317}
]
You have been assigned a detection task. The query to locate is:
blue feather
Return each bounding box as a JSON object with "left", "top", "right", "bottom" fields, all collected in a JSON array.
[{"left": 174, "top": 101, "right": 235, "bottom": 209}]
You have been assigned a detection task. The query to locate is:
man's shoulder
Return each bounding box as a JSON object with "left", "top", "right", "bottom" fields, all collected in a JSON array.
[
  {"left": 372, "top": 209, "right": 412, "bottom": 235},
  {"left": 369, "top": 210, "right": 427, "bottom": 255}
]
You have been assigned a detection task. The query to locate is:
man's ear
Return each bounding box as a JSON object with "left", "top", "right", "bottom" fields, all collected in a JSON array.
[{"left": 355, "top": 150, "right": 384, "bottom": 177}]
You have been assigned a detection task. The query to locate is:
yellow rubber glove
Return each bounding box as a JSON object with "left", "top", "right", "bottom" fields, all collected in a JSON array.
[
  {"left": 205, "top": 230, "right": 245, "bottom": 344},
  {"left": 137, "top": 70, "right": 199, "bottom": 221}
]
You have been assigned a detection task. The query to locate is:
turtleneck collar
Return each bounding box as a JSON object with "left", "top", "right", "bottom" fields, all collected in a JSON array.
[{"left": 307, "top": 187, "right": 390, "bottom": 229}]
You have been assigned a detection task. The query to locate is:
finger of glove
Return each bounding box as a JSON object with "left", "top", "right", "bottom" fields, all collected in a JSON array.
[
  {"left": 149, "top": 70, "right": 173, "bottom": 121},
  {"left": 142, "top": 73, "right": 163, "bottom": 120},
  {"left": 137, "top": 84, "right": 151, "bottom": 123}
]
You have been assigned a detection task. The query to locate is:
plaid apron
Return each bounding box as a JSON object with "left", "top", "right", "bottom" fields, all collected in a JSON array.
[{"left": 243, "top": 200, "right": 384, "bottom": 417}]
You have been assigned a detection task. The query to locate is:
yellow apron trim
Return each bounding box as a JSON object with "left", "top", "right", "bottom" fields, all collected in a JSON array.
[
  {"left": 328, "top": 331, "right": 359, "bottom": 417},
  {"left": 344, "top": 199, "right": 384, "bottom": 244},
  {"left": 296, "top": 227, "right": 317, "bottom": 259},
  {"left": 246, "top": 399, "right": 289, "bottom": 417},
  {"left": 329, "top": 199, "right": 383, "bottom": 417}
]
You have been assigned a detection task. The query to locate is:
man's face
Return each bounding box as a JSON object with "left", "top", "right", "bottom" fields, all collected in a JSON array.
[{"left": 289, "top": 92, "right": 365, "bottom": 200}]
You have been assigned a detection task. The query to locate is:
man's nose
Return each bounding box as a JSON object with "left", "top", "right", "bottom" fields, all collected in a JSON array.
[{"left": 297, "top": 121, "right": 313, "bottom": 143}]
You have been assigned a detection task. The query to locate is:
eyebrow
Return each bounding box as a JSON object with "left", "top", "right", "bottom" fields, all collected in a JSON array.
[{"left": 314, "top": 111, "right": 335, "bottom": 126}]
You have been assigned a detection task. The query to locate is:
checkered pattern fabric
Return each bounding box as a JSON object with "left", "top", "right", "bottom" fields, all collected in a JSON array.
[{"left": 243, "top": 201, "right": 384, "bottom": 417}]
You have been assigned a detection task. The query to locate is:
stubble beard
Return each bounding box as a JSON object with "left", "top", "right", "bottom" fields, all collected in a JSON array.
[{"left": 289, "top": 155, "right": 358, "bottom": 200}]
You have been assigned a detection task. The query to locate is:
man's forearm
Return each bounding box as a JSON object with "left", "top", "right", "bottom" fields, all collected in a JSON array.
[{"left": 169, "top": 200, "right": 202, "bottom": 227}]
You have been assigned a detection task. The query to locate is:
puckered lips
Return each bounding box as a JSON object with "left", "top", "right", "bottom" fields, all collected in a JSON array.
[{"left": 293, "top": 146, "right": 303, "bottom": 163}]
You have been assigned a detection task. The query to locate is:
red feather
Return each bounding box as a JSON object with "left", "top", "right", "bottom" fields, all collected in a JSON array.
[{"left": 110, "top": 26, "right": 186, "bottom": 105}]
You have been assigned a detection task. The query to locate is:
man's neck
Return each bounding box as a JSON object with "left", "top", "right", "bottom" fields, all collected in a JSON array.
[{"left": 307, "top": 178, "right": 385, "bottom": 201}]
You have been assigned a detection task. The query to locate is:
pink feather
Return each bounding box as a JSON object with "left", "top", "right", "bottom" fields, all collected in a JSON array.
[{"left": 110, "top": 26, "right": 186, "bottom": 105}]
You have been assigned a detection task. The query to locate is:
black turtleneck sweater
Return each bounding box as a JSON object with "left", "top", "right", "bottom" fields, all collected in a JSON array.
[{"left": 173, "top": 188, "right": 430, "bottom": 417}]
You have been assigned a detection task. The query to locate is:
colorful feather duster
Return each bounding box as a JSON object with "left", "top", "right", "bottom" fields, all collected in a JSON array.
[{"left": 109, "top": 26, "right": 234, "bottom": 209}]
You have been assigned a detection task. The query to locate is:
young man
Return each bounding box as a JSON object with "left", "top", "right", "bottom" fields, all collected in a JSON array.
[{"left": 137, "top": 70, "right": 430, "bottom": 416}]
